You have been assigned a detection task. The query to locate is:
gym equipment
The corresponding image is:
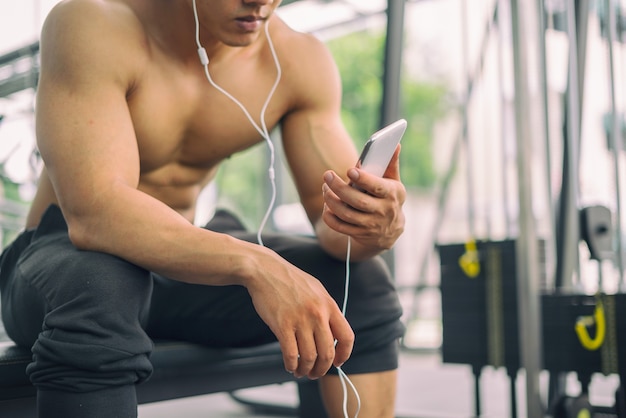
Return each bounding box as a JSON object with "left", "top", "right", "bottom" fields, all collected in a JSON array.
[
  {"left": 439, "top": 222, "right": 626, "bottom": 417},
  {"left": 439, "top": 239, "right": 526, "bottom": 417}
]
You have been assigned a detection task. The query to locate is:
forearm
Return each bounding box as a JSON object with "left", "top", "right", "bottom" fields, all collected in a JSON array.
[
  {"left": 315, "top": 218, "right": 386, "bottom": 262},
  {"left": 63, "top": 184, "right": 267, "bottom": 288}
]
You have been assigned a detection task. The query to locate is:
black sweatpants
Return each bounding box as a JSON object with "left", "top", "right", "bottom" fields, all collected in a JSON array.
[{"left": 0, "top": 205, "right": 405, "bottom": 418}]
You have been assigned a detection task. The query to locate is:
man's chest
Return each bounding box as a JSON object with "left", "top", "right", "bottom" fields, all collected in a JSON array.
[{"left": 126, "top": 62, "right": 288, "bottom": 173}]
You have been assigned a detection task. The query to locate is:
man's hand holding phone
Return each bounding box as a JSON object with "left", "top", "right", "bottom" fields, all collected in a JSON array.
[{"left": 322, "top": 120, "right": 407, "bottom": 254}]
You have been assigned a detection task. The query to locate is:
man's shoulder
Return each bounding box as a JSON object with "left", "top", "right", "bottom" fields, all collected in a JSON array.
[
  {"left": 42, "top": 0, "right": 145, "bottom": 51},
  {"left": 40, "top": 0, "right": 148, "bottom": 83},
  {"left": 45, "top": 0, "right": 139, "bottom": 26},
  {"left": 272, "top": 17, "right": 331, "bottom": 62},
  {"left": 272, "top": 17, "right": 339, "bottom": 82},
  {"left": 271, "top": 17, "right": 341, "bottom": 108}
]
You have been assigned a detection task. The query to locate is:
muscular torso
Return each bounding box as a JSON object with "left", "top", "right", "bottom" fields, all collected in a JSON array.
[
  {"left": 127, "top": 33, "right": 290, "bottom": 218},
  {"left": 27, "top": 2, "right": 297, "bottom": 227}
]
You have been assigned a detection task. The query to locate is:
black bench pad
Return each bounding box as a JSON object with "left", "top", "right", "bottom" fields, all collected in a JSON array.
[{"left": 0, "top": 339, "right": 294, "bottom": 417}]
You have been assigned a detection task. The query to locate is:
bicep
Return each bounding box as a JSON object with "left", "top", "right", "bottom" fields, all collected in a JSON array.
[
  {"left": 282, "top": 111, "right": 356, "bottom": 219},
  {"left": 36, "top": 74, "right": 140, "bottom": 200},
  {"left": 35, "top": 2, "right": 141, "bottom": 217},
  {"left": 280, "top": 41, "right": 358, "bottom": 224}
]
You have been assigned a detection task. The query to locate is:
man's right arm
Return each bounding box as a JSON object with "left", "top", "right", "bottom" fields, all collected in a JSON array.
[{"left": 34, "top": 0, "right": 353, "bottom": 379}]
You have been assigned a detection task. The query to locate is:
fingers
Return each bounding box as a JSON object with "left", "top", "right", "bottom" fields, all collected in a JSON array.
[
  {"left": 322, "top": 169, "right": 405, "bottom": 249},
  {"left": 324, "top": 143, "right": 402, "bottom": 198},
  {"left": 248, "top": 250, "right": 355, "bottom": 381},
  {"left": 294, "top": 329, "right": 319, "bottom": 378},
  {"left": 279, "top": 309, "right": 354, "bottom": 380},
  {"left": 322, "top": 171, "right": 385, "bottom": 229},
  {"left": 279, "top": 334, "right": 300, "bottom": 376},
  {"left": 331, "top": 315, "right": 355, "bottom": 368},
  {"left": 294, "top": 328, "right": 336, "bottom": 379},
  {"left": 324, "top": 169, "right": 394, "bottom": 208}
]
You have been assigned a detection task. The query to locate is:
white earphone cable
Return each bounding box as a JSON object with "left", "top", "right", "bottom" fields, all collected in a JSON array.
[
  {"left": 337, "top": 236, "right": 361, "bottom": 417},
  {"left": 193, "top": 0, "right": 281, "bottom": 246},
  {"left": 192, "top": 3, "right": 360, "bottom": 415}
]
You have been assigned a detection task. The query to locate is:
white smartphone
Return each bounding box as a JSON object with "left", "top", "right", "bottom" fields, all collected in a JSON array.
[{"left": 357, "top": 119, "right": 407, "bottom": 177}]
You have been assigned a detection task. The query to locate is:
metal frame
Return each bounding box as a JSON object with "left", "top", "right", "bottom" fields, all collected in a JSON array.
[{"left": 0, "top": 41, "right": 39, "bottom": 98}]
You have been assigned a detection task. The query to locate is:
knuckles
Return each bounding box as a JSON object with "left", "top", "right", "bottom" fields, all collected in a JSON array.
[
  {"left": 299, "top": 352, "right": 318, "bottom": 364},
  {"left": 317, "top": 347, "right": 335, "bottom": 364}
]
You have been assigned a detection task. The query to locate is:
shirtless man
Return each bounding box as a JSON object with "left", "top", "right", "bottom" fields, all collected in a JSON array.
[{"left": 0, "top": 0, "right": 406, "bottom": 417}]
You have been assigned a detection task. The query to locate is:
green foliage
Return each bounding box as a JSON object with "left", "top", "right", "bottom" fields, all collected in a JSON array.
[
  {"left": 326, "top": 31, "right": 450, "bottom": 190},
  {"left": 328, "top": 32, "right": 385, "bottom": 143},
  {"left": 215, "top": 144, "right": 269, "bottom": 228},
  {"left": 400, "top": 81, "right": 449, "bottom": 189}
]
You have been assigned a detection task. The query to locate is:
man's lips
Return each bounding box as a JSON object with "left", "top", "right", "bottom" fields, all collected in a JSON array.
[
  {"left": 235, "top": 15, "right": 266, "bottom": 31},
  {"left": 236, "top": 15, "right": 265, "bottom": 22}
]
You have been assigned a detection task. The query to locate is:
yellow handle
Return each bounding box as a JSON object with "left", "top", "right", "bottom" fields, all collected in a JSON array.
[
  {"left": 459, "top": 240, "right": 480, "bottom": 278},
  {"left": 575, "top": 299, "right": 606, "bottom": 351}
]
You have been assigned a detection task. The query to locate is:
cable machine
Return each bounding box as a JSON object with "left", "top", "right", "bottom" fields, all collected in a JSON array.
[{"left": 437, "top": 0, "right": 626, "bottom": 417}]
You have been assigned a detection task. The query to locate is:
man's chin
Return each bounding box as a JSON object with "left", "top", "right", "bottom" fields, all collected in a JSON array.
[{"left": 224, "top": 32, "right": 262, "bottom": 48}]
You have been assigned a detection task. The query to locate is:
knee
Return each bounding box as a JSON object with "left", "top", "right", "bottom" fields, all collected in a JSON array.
[
  {"left": 357, "top": 255, "right": 392, "bottom": 277},
  {"left": 39, "top": 250, "right": 153, "bottom": 323},
  {"left": 349, "top": 256, "right": 396, "bottom": 297},
  {"left": 5, "top": 233, "right": 155, "bottom": 392},
  {"left": 57, "top": 250, "right": 151, "bottom": 299},
  {"left": 343, "top": 256, "right": 405, "bottom": 340},
  {"left": 40, "top": 250, "right": 153, "bottom": 343},
  {"left": 25, "top": 250, "right": 155, "bottom": 391}
]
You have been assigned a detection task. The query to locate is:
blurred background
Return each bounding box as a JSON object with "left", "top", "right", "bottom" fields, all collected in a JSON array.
[{"left": 2, "top": 0, "right": 626, "bottom": 416}]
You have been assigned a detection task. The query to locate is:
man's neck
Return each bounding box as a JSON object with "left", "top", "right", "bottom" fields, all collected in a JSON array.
[{"left": 133, "top": 0, "right": 209, "bottom": 63}]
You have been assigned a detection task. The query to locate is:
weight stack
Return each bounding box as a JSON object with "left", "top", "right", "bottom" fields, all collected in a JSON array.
[
  {"left": 542, "top": 292, "right": 626, "bottom": 379},
  {"left": 439, "top": 239, "right": 545, "bottom": 372}
]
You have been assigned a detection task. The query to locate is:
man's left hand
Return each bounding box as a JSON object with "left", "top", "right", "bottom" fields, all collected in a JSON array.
[{"left": 321, "top": 146, "right": 406, "bottom": 252}]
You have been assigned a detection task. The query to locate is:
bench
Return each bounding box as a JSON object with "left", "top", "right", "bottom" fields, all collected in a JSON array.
[{"left": 0, "top": 338, "right": 301, "bottom": 417}]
